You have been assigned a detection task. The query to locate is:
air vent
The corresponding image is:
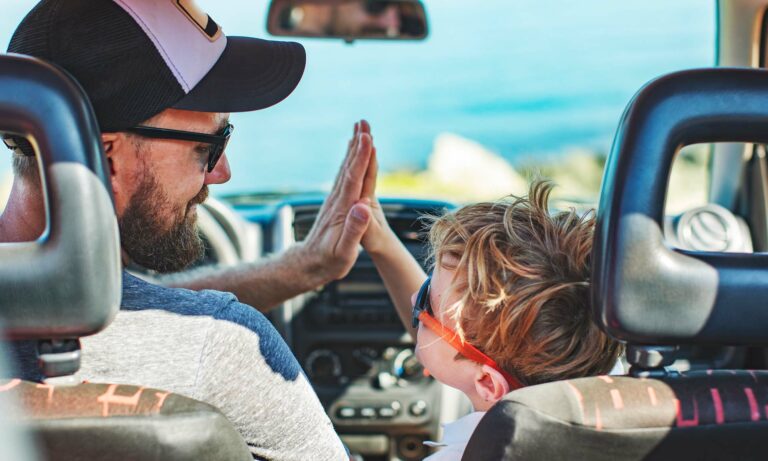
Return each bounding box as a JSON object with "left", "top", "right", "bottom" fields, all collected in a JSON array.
[
  {"left": 670, "top": 204, "right": 753, "bottom": 253},
  {"left": 291, "top": 203, "right": 450, "bottom": 244},
  {"left": 292, "top": 205, "right": 321, "bottom": 242},
  {"left": 384, "top": 208, "right": 432, "bottom": 243}
]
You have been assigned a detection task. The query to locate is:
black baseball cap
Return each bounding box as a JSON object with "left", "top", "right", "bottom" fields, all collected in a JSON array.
[{"left": 7, "top": 0, "right": 306, "bottom": 132}]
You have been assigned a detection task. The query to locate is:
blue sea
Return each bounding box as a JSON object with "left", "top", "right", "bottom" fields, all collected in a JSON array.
[{"left": 0, "top": 0, "right": 715, "bottom": 196}]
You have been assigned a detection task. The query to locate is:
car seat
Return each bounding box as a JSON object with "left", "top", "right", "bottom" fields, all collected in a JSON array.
[
  {"left": 0, "top": 54, "right": 251, "bottom": 461},
  {"left": 462, "top": 68, "right": 768, "bottom": 460},
  {"left": 0, "top": 341, "right": 37, "bottom": 461}
]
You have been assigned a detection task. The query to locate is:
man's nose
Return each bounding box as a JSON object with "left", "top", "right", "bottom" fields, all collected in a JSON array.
[{"left": 204, "top": 153, "right": 231, "bottom": 185}]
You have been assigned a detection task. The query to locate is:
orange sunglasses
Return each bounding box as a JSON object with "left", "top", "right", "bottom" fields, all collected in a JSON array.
[{"left": 412, "top": 275, "right": 524, "bottom": 391}]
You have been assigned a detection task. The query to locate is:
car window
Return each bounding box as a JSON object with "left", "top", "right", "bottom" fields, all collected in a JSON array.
[
  {"left": 667, "top": 144, "right": 711, "bottom": 215},
  {"left": 0, "top": 0, "right": 715, "bottom": 210}
]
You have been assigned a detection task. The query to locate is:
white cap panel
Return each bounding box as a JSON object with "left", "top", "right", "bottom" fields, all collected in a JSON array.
[{"left": 113, "top": 0, "right": 227, "bottom": 93}]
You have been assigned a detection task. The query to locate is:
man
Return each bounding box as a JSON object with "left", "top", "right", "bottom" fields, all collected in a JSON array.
[{"left": 1, "top": 0, "right": 377, "bottom": 459}]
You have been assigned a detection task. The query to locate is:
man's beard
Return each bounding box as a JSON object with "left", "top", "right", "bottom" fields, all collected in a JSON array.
[{"left": 119, "top": 170, "right": 208, "bottom": 273}]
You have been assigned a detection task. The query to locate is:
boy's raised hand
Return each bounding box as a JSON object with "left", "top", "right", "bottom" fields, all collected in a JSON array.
[{"left": 354, "top": 129, "right": 426, "bottom": 338}]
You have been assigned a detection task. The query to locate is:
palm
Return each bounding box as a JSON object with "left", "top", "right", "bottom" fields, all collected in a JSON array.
[{"left": 302, "top": 120, "right": 375, "bottom": 281}]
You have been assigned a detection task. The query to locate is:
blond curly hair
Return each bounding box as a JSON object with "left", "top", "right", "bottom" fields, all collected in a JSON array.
[{"left": 428, "top": 180, "right": 622, "bottom": 386}]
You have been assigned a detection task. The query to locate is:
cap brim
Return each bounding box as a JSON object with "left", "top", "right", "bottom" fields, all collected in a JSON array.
[{"left": 173, "top": 36, "right": 306, "bottom": 112}]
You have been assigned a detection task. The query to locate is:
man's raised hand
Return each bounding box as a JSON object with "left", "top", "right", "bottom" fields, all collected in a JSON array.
[{"left": 300, "top": 120, "right": 375, "bottom": 283}]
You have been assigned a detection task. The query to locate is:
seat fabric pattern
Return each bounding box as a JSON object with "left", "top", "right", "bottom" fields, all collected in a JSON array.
[
  {"left": 462, "top": 370, "right": 768, "bottom": 461},
  {"left": 0, "top": 380, "right": 252, "bottom": 461}
]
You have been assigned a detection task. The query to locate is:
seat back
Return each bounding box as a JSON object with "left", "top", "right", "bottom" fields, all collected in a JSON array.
[
  {"left": 0, "top": 342, "right": 38, "bottom": 461},
  {"left": 465, "top": 371, "right": 768, "bottom": 460},
  {"left": 463, "top": 68, "right": 768, "bottom": 460},
  {"left": 0, "top": 54, "right": 251, "bottom": 461},
  {"left": 2, "top": 381, "right": 251, "bottom": 461}
]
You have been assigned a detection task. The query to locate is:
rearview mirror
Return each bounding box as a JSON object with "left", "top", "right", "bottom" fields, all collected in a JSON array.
[{"left": 267, "top": 0, "right": 428, "bottom": 42}]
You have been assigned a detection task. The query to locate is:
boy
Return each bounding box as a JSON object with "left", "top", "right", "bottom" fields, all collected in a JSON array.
[{"left": 360, "top": 179, "right": 623, "bottom": 460}]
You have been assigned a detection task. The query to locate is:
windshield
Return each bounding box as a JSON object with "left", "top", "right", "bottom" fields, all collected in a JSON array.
[{"left": 0, "top": 0, "right": 714, "bottom": 206}]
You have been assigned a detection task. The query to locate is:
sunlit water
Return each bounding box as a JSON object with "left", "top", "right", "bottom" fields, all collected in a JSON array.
[{"left": 0, "top": 0, "right": 714, "bottom": 198}]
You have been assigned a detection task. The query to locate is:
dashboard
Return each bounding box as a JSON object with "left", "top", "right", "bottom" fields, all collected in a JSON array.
[{"left": 190, "top": 194, "right": 756, "bottom": 461}]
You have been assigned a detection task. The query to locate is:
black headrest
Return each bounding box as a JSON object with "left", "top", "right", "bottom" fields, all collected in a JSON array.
[
  {"left": 463, "top": 370, "right": 768, "bottom": 461},
  {"left": 592, "top": 67, "right": 768, "bottom": 346},
  {"left": 0, "top": 54, "right": 120, "bottom": 340}
]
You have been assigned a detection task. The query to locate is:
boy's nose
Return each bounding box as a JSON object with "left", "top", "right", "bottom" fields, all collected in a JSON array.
[{"left": 410, "top": 291, "right": 418, "bottom": 307}]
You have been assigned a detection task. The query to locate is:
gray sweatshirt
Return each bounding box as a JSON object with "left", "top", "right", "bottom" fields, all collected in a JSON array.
[{"left": 10, "top": 271, "right": 347, "bottom": 461}]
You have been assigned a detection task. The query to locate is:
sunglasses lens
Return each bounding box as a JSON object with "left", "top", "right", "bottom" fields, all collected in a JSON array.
[
  {"left": 412, "top": 276, "right": 432, "bottom": 329},
  {"left": 207, "top": 145, "right": 224, "bottom": 172},
  {"left": 206, "top": 124, "right": 233, "bottom": 172}
]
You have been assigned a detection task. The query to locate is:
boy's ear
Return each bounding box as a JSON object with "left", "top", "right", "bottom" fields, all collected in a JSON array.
[{"left": 474, "top": 365, "right": 511, "bottom": 405}]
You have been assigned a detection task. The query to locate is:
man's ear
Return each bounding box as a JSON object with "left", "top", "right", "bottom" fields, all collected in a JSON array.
[
  {"left": 474, "top": 365, "right": 510, "bottom": 405},
  {"left": 101, "top": 132, "right": 125, "bottom": 198}
]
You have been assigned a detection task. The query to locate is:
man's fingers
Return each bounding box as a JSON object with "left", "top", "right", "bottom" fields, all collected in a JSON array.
[
  {"left": 337, "top": 132, "right": 372, "bottom": 205},
  {"left": 330, "top": 123, "right": 363, "bottom": 202},
  {"left": 324, "top": 119, "right": 371, "bottom": 217},
  {"left": 359, "top": 119, "right": 370, "bottom": 135},
  {"left": 335, "top": 203, "right": 371, "bottom": 263},
  {"left": 346, "top": 123, "right": 358, "bottom": 150},
  {"left": 340, "top": 120, "right": 368, "bottom": 181}
]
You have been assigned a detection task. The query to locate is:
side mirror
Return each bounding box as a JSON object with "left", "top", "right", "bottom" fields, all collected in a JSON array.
[{"left": 267, "top": 0, "right": 428, "bottom": 42}]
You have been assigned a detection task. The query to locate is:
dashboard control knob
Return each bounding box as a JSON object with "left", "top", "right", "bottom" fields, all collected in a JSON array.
[
  {"left": 305, "top": 349, "right": 342, "bottom": 381},
  {"left": 375, "top": 371, "right": 398, "bottom": 389},
  {"left": 409, "top": 400, "right": 428, "bottom": 417},
  {"left": 393, "top": 348, "right": 423, "bottom": 380}
]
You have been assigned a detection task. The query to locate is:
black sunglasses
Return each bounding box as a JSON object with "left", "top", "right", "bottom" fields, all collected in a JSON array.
[
  {"left": 412, "top": 274, "right": 434, "bottom": 329},
  {"left": 126, "top": 122, "right": 234, "bottom": 173}
]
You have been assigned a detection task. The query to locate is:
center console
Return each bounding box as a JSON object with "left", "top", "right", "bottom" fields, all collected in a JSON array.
[{"left": 288, "top": 200, "right": 453, "bottom": 461}]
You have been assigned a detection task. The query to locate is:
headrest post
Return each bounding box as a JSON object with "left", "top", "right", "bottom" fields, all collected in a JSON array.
[
  {"left": 627, "top": 344, "right": 679, "bottom": 377},
  {"left": 36, "top": 339, "right": 82, "bottom": 379}
]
